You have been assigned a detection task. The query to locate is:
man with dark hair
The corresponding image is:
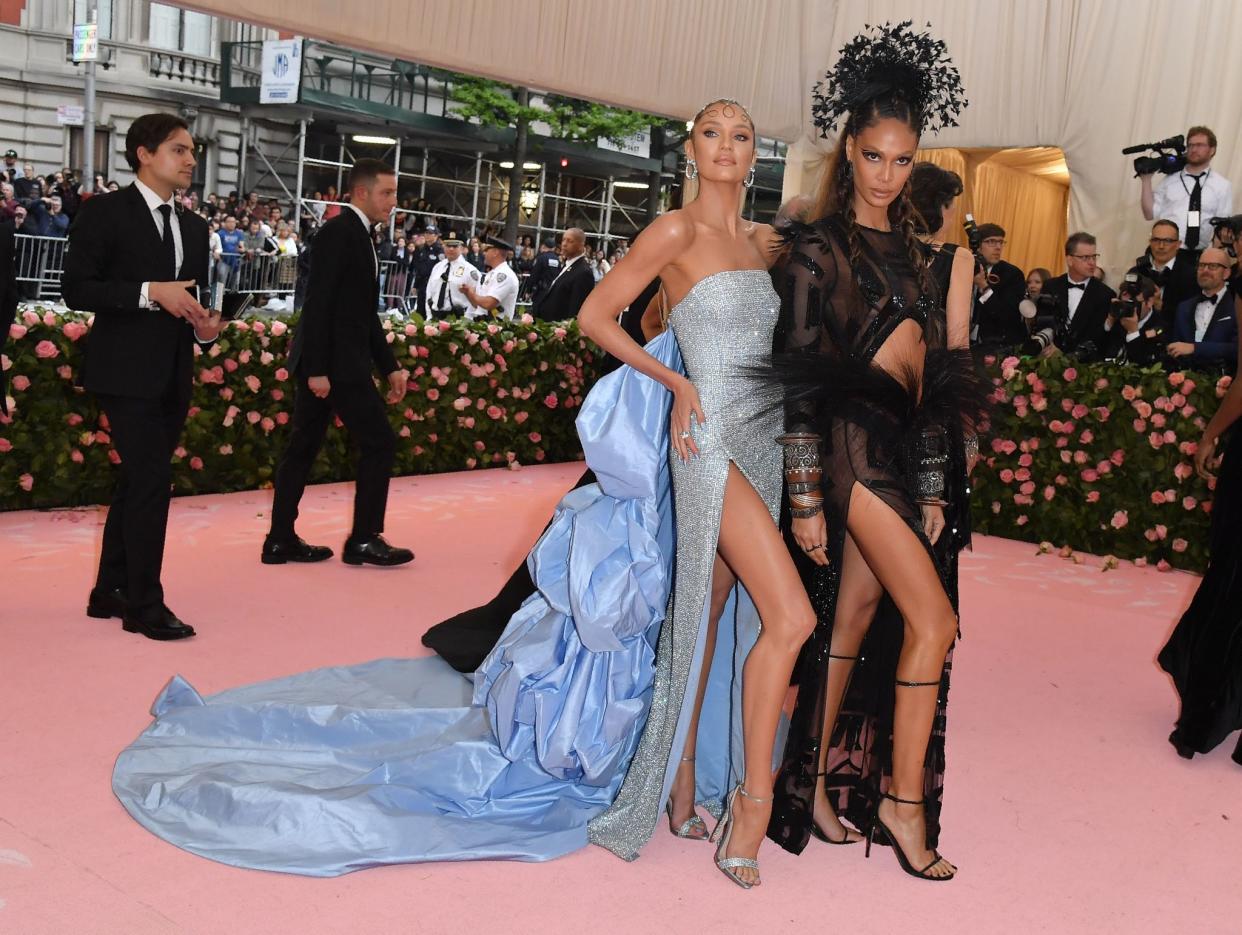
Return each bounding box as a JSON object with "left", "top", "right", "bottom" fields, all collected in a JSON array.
[
  {"left": 1039, "top": 232, "right": 1116, "bottom": 359},
  {"left": 1166, "top": 246, "right": 1238, "bottom": 373},
  {"left": 265, "top": 158, "right": 414, "bottom": 567},
  {"left": 1102, "top": 274, "right": 1168, "bottom": 365},
  {"left": 970, "top": 222, "right": 1026, "bottom": 347},
  {"left": 526, "top": 235, "right": 562, "bottom": 314},
  {"left": 534, "top": 227, "right": 594, "bottom": 321},
  {"left": 61, "top": 112, "right": 221, "bottom": 640},
  {"left": 1130, "top": 218, "right": 1199, "bottom": 315},
  {"left": 1140, "top": 125, "right": 1233, "bottom": 251}
]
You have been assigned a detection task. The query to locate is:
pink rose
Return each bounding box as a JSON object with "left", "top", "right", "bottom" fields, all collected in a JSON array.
[
  {"left": 1155, "top": 525, "right": 1167, "bottom": 540},
  {"left": 1018, "top": 453, "right": 1033, "bottom": 467},
  {"left": 1019, "top": 480, "right": 1036, "bottom": 495},
  {"left": 22, "top": 310, "right": 39, "bottom": 326},
  {"left": 486, "top": 405, "right": 503, "bottom": 420},
  {"left": 1110, "top": 510, "right": 1128, "bottom": 529},
  {"left": 1055, "top": 474, "right": 1068, "bottom": 485},
  {"left": 62, "top": 321, "right": 88, "bottom": 341},
  {"left": 1086, "top": 490, "right": 1100, "bottom": 503},
  {"left": 109, "top": 450, "right": 121, "bottom": 464},
  {"left": 70, "top": 448, "right": 84, "bottom": 463},
  {"left": 276, "top": 412, "right": 289, "bottom": 425},
  {"left": 999, "top": 469, "right": 1015, "bottom": 483},
  {"left": 238, "top": 350, "right": 253, "bottom": 364},
  {"left": 34, "top": 340, "right": 59, "bottom": 359},
  {"left": 1157, "top": 560, "right": 1172, "bottom": 573},
  {"left": 1095, "top": 378, "right": 1109, "bottom": 390},
  {"left": 1183, "top": 496, "right": 1197, "bottom": 511},
  {"left": 0, "top": 437, "right": 11, "bottom": 453},
  {"left": 260, "top": 351, "right": 274, "bottom": 366},
  {"left": 18, "top": 472, "right": 33, "bottom": 491},
  {"left": 260, "top": 417, "right": 275, "bottom": 433},
  {"left": 514, "top": 411, "right": 529, "bottom": 424},
  {"left": 1043, "top": 486, "right": 1055, "bottom": 501},
  {"left": 1079, "top": 430, "right": 1093, "bottom": 444},
  {"left": 991, "top": 501, "right": 1002, "bottom": 514},
  {"left": 398, "top": 426, "right": 411, "bottom": 438},
  {"left": 11, "top": 375, "right": 30, "bottom": 391},
  {"left": 1144, "top": 528, "right": 1158, "bottom": 542},
  {"left": 1062, "top": 367, "right": 1078, "bottom": 381},
  {"left": 219, "top": 444, "right": 234, "bottom": 455},
  {"left": 528, "top": 432, "right": 542, "bottom": 443},
  {"left": 1163, "top": 430, "right": 1176, "bottom": 444},
  {"left": 1134, "top": 557, "right": 1147, "bottom": 567},
  {"left": 251, "top": 321, "right": 266, "bottom": 335},
  {"left": 57, "top": 365, "right": 72, "bottom": 380},
  {"left": 1073, "top": 450, "right": 1088, "bottom": 465},
  {"left": 1121, "top": 385, "right": 1137, "bottom": 401},
  {"left": 1171, "top": 393, "right": 1186, "bottom": 407},
  {"left": 1080, "top": 469, "right": 1099, "bottom": 483},
  {"left": 1150, "top": 491, "right": 1165, "bottom": 505},
  {"left": 1071, "top": 404, "right": 1089, "bottom": 419},
  {"left": 466, "top": 457, "right": 477, "bottom": 469},
  {"left": 544, "top": 393, "right": 558, "bottom": 409},
  {"left": 1111, "top": 449, "right": 1125, "bottom": 466},
  {"left": 247, "top": 411, "right": 261, "bottom": 424},
  {"left": 1171, "top": 538, "right": 1188, "bottom": 553},
  {"left": 189, "top": 457, "right": 203, "bottom": 470},
  {"left": 200, "top": 366, "right": 225, "bottom": 385},
  {"left": 9, "top": 323, "right": 27, "bottom": 340},
  {"left": 1163, "top": 489, "right": 1177, "bottom": 503},
  {"left": 426, "top": 388, "right": 440, "bottom": 401},
  {"left": 1148, "top": 432, "right": 1164, "bottom": 449},
  {"left": 1134, "top": 400, "right": 1153, "bottom": 419},
  {"left": 1094, "top": 407, "right": 1110, "bottom": 421},
  {"left": 1173, "top": 462, "right": 1193, "bottom": 481},
  {"left": 245, "top": 375, "right": 261, "bottom": 393},
  {"left": 271, "top": 389, "right": 284, "bottom": 401},
  {"left": 1015, "top": 468, "right": 1031, "bottom": 481},
  {"left": 453, "top": 397, "right": 471, "bottom": 411},
  {"left": 270, "top": 320, "right": 287, "bottom": 336},
  {"left": 223, "top": 358, "right": 239, "bottom": 372},
  {"left": 1151, "top": 413, "right": 1166, "bottom": 428},
  {"left": 1013, "top": 494, "right": 1033, "bottom": 506},
  {"left": 461, "top": 416, "right": 476, "bottom": 429},
  {"left": 1016, "top": 515, "right": 1029, "bottom": 526}
]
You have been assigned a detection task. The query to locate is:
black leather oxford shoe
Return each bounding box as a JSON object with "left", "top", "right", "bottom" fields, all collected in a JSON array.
[
  {"left": 262, "top": 535, "right": 334, "bottom": 565},
  {"left": 342, "top": 534, "right": 414, "bottom": 567},
  {"left": 122, "top": 605, "right": 196, "bottom": 641},
  {"left": 86, "top": 587, "right": 128, "bottom": 620}
]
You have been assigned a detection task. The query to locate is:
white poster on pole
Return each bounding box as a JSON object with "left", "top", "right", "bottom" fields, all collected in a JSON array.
[
  {"left": 260, "top": 38, "right": 302, "bottom": 104},
  {"left": 72, "top": 22, "right": 98, "bottom": 62}
]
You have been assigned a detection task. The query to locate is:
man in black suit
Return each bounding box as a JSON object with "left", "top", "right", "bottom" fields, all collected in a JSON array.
[
  {"left": 526, "top": 235, "right": 562, "bottom": 312},
  {"left": 1167, "top": 246, "right": 1238, "bottom": 374},
  {"left": 970, "top": 223, "right": 1027, "bottom": 347},
  {"left": 61, "top": 113, "right": 223, "bottom": 641},
  {"left": 1101, "top": 274, "right": 1169, "bottom": 365},
  {"left": 264, "top": 159, "right": 414, "bottom": 567},
  {"left": 1038, "top": 231, "right": 1116, "bottom": 360},
  {"left": 534, "top": 227, "right": 594, "bottom": 321},
  {"left": 1130, "top": 219, "right": 1199, "bottom": 316},
  {"left": 0, "top": 214, "right": 15, "bottom": 413}
]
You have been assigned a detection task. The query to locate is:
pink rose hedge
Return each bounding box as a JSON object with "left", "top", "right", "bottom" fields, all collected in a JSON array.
[
  {"left": 1, "top": 307, "right": 599, "bottom": 511},
  {"left": 974, "top": 354, "right": 1224, "bottom": 572}
]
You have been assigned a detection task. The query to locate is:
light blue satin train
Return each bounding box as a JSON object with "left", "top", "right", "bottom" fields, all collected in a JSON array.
[{"left": 113, "top": 318, "right": 774, "bottom": 876}]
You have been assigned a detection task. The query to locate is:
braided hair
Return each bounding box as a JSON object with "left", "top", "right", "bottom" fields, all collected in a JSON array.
[{"left": 812, "top": 92, "right": 932, "bottom": 294}]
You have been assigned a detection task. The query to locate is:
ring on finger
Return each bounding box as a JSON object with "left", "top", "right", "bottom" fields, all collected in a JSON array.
[{"left": 679, "top": 431, "right": 691, "bottom": 439}]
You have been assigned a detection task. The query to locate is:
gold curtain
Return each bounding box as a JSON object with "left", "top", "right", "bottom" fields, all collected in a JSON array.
[{"left": 917, "top": 147, "right": 1069, "bottom": 276}]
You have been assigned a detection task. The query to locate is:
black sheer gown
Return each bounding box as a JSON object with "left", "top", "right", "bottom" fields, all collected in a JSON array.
[
  {"left": 1158, "top": 428, "right": 1242, "bottom": 762},
  {"left": 766, "top": 217, "right": 985, "bottom": 855},
  {"left": 421, "top": 278, "right": 662, "bottom": 673}
]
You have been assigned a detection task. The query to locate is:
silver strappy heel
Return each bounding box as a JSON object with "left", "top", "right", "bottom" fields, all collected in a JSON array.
[
  {"left": 665, "top": 756, "right": 710, "bottom": 840},
  {"left": 710, "top": 783, "right": 771, "bottom": 889}
]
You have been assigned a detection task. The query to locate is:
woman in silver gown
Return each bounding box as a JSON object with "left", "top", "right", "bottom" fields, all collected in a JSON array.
[{"left": 579, "top": 99, "right": 815, "bottom": 888}]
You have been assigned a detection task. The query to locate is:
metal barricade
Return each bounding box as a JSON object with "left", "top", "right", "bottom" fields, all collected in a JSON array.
[
  {"left": 215, "top": 251, "right": 298, "bottom": 298},
  {"left": 14, "top": 234, "right": 69, "bottom": 302},
  {"left": 378, "top": 259, "right": 418, "bottom": 313}
]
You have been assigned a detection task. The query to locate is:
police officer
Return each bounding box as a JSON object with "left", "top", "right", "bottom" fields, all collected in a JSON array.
[
  {"left": 423, "top": 235, "right": 479, "bottom": 318},
  {"left": 526, "top": 235, "right": 561, "bottom": 313},
  {"left": 411, "top": 225, "right": 444, "bottom": 316},
  {"left": 462, "top": 235, "right": 519, "bottom": 320}
]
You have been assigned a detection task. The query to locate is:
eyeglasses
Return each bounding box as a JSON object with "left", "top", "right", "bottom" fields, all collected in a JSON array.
[
  {"left": 1071, "top": 253, "right": 1100, "bottom": 261},
  {"left": 981, "top": 238, "right": 1006, "bottom": 247},
  {"left": 1197, "top": 262, "right": 1229, "bottom": 271},
  {"left": 1149, "top": 237, "right": 1179, "bottom": 245}
]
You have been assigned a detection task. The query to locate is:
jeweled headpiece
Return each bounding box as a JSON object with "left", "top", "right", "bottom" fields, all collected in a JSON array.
[
  {"left": 691, "top": 99, "right": 754, "bottom": 129},
  {"left": 811, "top": 21, "right": 967, "bottom": 137}
]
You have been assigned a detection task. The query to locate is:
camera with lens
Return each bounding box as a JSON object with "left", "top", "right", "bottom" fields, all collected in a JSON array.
[
  {"left": 1018, "top": 292, "right": 1058, "bottom": 330},
  {"left": 1021, "top": 327, "right": 1056, "bottom": 356},
  {"left": 1122, "top": 134, "right": 1187, "bottom": 177},
  {"left": 1210, "top": 215, "right": 1242, "bottom": 257},
  {"left": 1110, "top": 273, "right": 1144, "bottom": 320}
]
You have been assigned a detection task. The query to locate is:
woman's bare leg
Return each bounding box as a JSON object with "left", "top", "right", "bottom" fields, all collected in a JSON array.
[{"left": 714, "top": 463, "right": 817, "bottom": 884}]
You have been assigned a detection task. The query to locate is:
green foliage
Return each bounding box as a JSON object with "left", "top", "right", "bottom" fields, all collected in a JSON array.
[
  {"left": 971, "top": 352, "right": 1229, "bottom": 573},
  {"left": 448, "top": 76, "right": 541, "bottom": 130},
  {"left": 1, "top": 307, "right": 601, "bottom": 511}
]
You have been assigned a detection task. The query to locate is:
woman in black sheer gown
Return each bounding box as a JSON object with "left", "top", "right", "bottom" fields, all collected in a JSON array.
[
  {"left": 764, "top": 24, "right": 984, "bottom": 882},
  {"left": 1158, "top": 307, "right": 1242, "bottom": 765}
]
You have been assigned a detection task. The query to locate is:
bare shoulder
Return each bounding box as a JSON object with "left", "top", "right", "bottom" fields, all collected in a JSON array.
[
  {"left": 635, "top": 209, "right": 696, "bottom": 253},
  {"left": 950, "top": 244, "right": 974, "bottom": 272}
]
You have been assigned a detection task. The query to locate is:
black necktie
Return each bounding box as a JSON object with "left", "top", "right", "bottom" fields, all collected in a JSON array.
[
  {"left": 1186, "top": 175, "right": 1203, "bottom": 249},
  {"left": 1067, "top": 281, "right": 1086, "bottom": 290},
  {"left": 158, "top": 204, "right": 176, "bottom": 279},
  {"left": 436, "top": 265, "right": 451, "bottom": 312}
]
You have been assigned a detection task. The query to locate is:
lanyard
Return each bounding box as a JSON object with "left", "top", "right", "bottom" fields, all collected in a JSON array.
[{"left": 1179, "top": 170, "right": 1209, "bottom": 197}]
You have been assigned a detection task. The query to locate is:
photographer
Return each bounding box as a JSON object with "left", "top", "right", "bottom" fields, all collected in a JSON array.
[
  {"left": 1028, "top": 232, "right": 1115, "bottom": 360},
  {"left": 1130, "top": 219, "right": 1199, "bottom": 314},
  {"left": 1166, "top": 246, "right": 1237, "bottom": 374},
  {"left": 1140, "top": 126, "right": 1233, "bottom": 250},
  {"left": 971, "top": 222, "right": 1027, "bottom": 347},
  {"left": 1103, "top": 274, "right": 1168, "bottom": 365}
]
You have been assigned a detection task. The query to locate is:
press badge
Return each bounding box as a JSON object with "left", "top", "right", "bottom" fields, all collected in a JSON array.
[{"left": 1187, "top": 210, "right": 1201, "bottom": 229}]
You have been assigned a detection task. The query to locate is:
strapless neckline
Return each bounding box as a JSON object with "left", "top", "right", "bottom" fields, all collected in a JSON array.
[{"left": 668, "top": 268, "right": 772, "bottom": 318}]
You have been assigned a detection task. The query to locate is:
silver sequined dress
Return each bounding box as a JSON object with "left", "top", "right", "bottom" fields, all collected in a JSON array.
[{"left": 587, "top": 268, "right": 783, "bottom": 859}]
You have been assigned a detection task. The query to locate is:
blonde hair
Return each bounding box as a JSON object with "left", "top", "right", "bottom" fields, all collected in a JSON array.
[{"left": 682, "top": 98, "right": 756, "bottom": 208}]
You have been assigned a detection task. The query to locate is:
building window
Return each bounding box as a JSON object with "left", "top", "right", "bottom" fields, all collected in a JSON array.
[
  {"left": 72, "top": 0, "right": 113, "bottom": 39},
  {"left": 150, "top": 3, "right": 213, "bottom": 57},
  {"left": 68, "top": 126, "right": 111, "bottom": 179}
]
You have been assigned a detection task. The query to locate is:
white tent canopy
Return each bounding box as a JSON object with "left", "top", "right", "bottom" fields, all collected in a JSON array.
[{"left": 185, "top": 0, "right": 1242, "bottom": 274}]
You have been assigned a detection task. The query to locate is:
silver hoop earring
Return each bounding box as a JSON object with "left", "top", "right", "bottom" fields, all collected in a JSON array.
[
  {"left": 685, "top": 158, "right": 698, "bottom": 181},
  {"left": 744, "top": 165, "right": 756, "bottom": 189}
]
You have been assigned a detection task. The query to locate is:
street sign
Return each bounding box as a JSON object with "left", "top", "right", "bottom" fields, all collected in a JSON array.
[
  {"left": 72, "top": 22, "right": 98, "bottom": 62},
  {"left": 56, "top": 104, "right": 85, "bottom": 126},
  {"left": 260, "top": 38, "right": 302, "bottom": 104}
]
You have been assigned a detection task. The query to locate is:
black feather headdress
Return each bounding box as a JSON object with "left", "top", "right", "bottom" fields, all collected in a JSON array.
[{"left": 811, "top": 21, "right": 967, "bottom": 137}]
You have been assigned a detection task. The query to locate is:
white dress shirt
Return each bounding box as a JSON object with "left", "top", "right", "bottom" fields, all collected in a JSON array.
[
  {"left": 1193, "top": 286, "right": 1225, "bottom": 341},
  {"left": 1066, "top": 277, "right": 1091, "bottom": 323},
  {"left": 135, "top": 178, "right": 184, "bottom": 308},
  {"left": 1153, "top": 169, "right": 1233, "bottom": 247},
  {"left": 475, "top": 261, "right": 519, "bottom": 320}
]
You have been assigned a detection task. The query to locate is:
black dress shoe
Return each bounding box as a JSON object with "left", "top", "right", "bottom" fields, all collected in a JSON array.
[
  {"left": 86, "top": 587, "right": 128, "bottom": 619},
  {"left": 122, "top": 605, "right": 196, "bottom": 641},
  {"left": 342, "top": 534, "right": 414, "bottom": 567},
  {"left": 262, "top": 535, "right": 334, "bottom": 565}
]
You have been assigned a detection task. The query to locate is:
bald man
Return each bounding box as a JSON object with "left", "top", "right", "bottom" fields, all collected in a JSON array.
[
  {"left": 1167, "top": 246, "right": 1238, "bottom": 372},
  {"left": 533, "top": 227, "right": 595, "bottom": 321}
]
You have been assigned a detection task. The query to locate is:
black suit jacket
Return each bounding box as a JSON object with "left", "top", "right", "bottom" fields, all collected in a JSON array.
[
  {"left": 289, "top": 210, "right": 398, "bottom": 384},
  {"left": 0, "top": 220, "right": 16, "bottom": 412},
  {"left": 1043, "top": 274, "right": 1116, "bottom": 355},
  {"left": 1102, "top": 309, "right": 1169, "bottom": 365},
  {"left": 1130, "top": 249, "right": 1199, "bottom": 317},
  {"left": 535, "top": 256, "right": 595, "bottom": 321},
  {"left": 973, "top": 258, "right": 1026, "bottom": 346},
  {"left": 527, "top": 250, "right": 562, "bottom": 309},
  {"left": 61, "top": 184, "right": 210, "bottom": 400},
  {"left": 1171, "top": 288, "right": 1238, "bottom": 371}
]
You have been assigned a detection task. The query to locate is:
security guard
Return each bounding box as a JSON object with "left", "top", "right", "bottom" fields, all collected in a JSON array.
[
  {"left": 423, "top": 236, "right": 479, "bottom": 318},
  {"left": 462, "top": 235, "right": 519, "bottom": 320}
]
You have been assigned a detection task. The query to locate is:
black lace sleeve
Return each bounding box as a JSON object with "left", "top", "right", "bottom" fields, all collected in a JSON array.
[{"left": 776, "top": 224, "right": 837, "bottom": 435}]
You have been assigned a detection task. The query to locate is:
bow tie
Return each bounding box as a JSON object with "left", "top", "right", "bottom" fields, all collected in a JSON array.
[
  {"left": 1197, "top": 292, "right": 1220, "bottom": 306},
  {"left": 1067, "top": 282, "right": 1087, "bottom": 291}
]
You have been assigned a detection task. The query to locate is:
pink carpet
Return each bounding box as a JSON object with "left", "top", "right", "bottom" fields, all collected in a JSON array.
[{"left": 1, "top": 463, "right": 1238, "bottom": 934}]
